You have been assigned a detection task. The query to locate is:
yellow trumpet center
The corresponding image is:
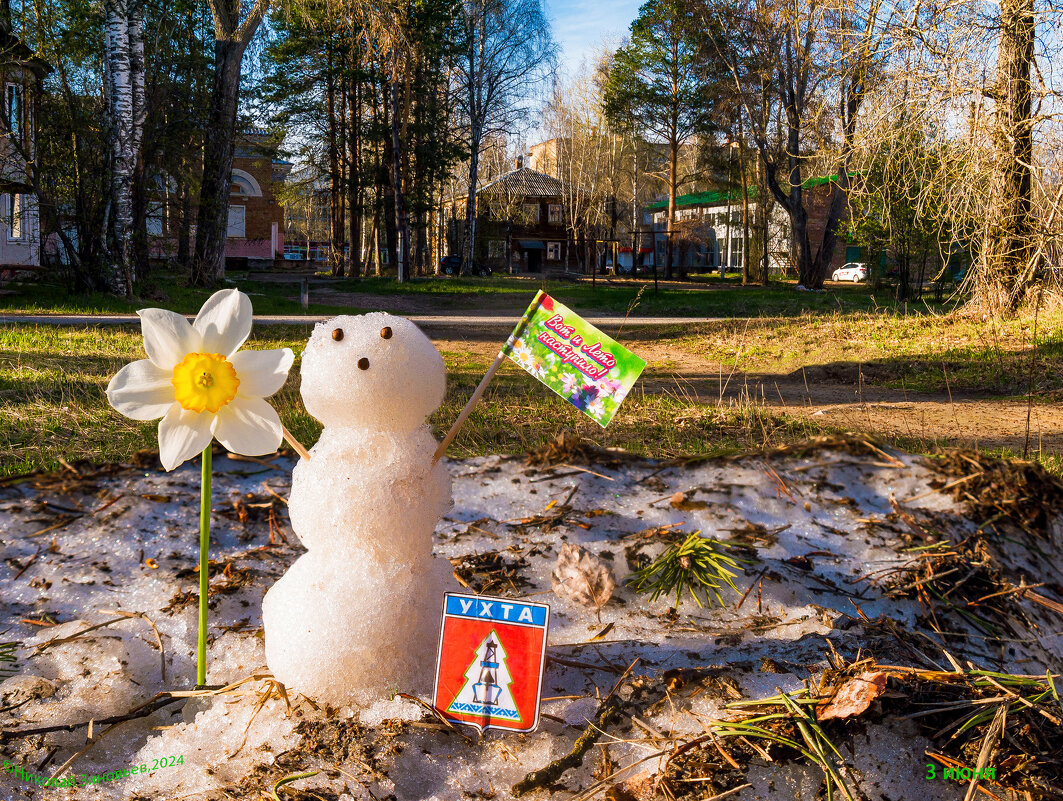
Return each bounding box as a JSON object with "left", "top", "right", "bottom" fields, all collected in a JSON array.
[{"left": 171, "top": 352, "right": 240, "bottom": 413}]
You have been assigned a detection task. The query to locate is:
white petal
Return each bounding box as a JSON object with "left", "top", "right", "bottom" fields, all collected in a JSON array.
[
  {"left": 158, "top": 406, "right": 214, "bottom": 471},
  {"left": 138, "top": 309, "right": 202, "bottom": 370},
  {"left": 212, "top": 396, "right": 282, "bottom": 456},
  {"left": 106, "top": 359, "right": 175, "bottom": 421},
  {"left": 194, "top": 289, "right": 253, "bottom": 357},
  {"left": 229, "top": 348, "right": 295, "bottom": 398}
]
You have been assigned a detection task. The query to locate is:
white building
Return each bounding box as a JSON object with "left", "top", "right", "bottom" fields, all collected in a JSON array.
[{"left": 645, "top": 188, "right": 790, "bottom": 275}]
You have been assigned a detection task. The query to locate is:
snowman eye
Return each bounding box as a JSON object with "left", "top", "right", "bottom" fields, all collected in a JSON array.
[
  {"left": 358, "top": 357, "right": 370, "bottom": 370},
  {"left": 332, "top": 328, "right": 344, "bottom": 342},
  {"left": 380, "top": 327, "right": 392, "bottom": 339}
]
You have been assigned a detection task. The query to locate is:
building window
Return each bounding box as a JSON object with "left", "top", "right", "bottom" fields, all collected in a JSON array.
[
  {"left": 548, "top": 204, "right": 561, "bottom": 224},
  {"left": 146, "top": 202, "right": 164, "bottom": 236},
  {"left": 730, "top": 234, "right": 743, "bottom": 269},
  {"left": 547, "top": 241, "right": 561, "bottom": 260},
  {"left": 488, "top": 239, "right": 505, "bottom": 259},
  {"left": 5, "top": 84, "right": 23, "bottom": 145},
  {"left": 7, "top": 194, "right": 23, "bottom": 241},
  {"left": 522, "top": 203, "right": 540, "bottom": 222},
  {"left": 227, "top": 205, "right": 246, "bottom": 238},
  {"left": 230, "top": 169, "right": 262, "bottom": 198}
]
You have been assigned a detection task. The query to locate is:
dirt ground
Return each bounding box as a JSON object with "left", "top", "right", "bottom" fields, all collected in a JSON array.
[{"left": 431, "top": 331, "right": 1063, "bottom": 456}]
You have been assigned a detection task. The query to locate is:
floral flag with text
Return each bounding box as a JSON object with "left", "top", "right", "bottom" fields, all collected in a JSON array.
[{"left": 502, "top": 291, "right": 645, "bottom": 428}]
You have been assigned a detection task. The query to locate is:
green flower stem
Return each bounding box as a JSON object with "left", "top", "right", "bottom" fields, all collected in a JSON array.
[{"left": 197, "top": 445, "right": 212, "bottom": 686}]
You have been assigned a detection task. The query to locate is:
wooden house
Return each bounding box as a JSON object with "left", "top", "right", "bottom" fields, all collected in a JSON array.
[
  {"left": 0, "top": 13, "right": 48, "bottom": 272},
  {"left": 450, "top": 162, "right": 582, "bottom": 273}
]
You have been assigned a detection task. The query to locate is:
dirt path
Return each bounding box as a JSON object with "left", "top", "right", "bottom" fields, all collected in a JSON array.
[{"left": 433, "top": 333, "right": 1063, "bottom": 454}]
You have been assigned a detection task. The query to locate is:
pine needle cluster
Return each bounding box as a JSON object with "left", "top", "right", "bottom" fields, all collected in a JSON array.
[{"left": 625, "top": 531, "right": 747, "bottom": 608}]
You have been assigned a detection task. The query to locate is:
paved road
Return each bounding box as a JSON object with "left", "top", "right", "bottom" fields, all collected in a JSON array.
[{"left": 0, "top": 313, "right": 721, "bottom": 328}]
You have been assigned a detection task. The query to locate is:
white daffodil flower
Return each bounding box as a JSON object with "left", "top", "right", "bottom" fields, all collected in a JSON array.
[{"left": 106, "top": 288, "right": 294, "bottom": 471}]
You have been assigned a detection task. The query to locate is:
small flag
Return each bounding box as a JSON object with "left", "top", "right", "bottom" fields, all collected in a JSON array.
[
  {"left": 433, "top": 592, "right": 550, "bottom": 733},
  {"left": 502, "top": 291, "right": 646, "bottom": 427}
]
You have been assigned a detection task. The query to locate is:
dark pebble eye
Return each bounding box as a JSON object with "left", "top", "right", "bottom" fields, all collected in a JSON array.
[
  {"left": 357, "top": 357, "right": 370, "bottom": 370},
  {"left": 380, "top": 326, "right": 392, "bottom": 339},
  {"left": 332, "top": 328, "right": 344, "bottom": 341}
]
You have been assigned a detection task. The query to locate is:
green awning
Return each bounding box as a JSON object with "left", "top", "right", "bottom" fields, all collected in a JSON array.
[{"left": 518, "top": 240, "right": 545, "bottom": 249}]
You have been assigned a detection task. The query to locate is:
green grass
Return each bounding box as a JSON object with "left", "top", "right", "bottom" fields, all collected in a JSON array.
[
  {"left": 0, "top": 323, "right": 829, "bottom": 478},
  {"left": 2, "top": 269, "right": 943, "bottom": 319},
  {"left": 329, "top": 274, "right": 923, "bottom": 317},
  {"left": 5, "top": 273, "right": 1057, "bottom": 477},
  {"left": 0, "top": 273, "right": 365, "bottom": 316},
  {"left": 4, "top": 316, "right": 1062, "bottom": 479}
]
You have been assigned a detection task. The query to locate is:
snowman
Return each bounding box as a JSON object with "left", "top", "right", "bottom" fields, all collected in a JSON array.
[{"left": 262, "top": 312, "right": 453, "bottom": 706}]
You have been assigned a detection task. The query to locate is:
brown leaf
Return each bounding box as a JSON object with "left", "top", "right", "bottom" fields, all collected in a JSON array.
[
  {"left": 816, "top": 671, "right": 888, "bottom": 721},
  {"left": 551, "top": 543, "right": 615, "bottom": 610}
]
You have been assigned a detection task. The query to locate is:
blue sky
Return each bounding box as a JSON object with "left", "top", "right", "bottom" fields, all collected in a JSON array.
[{"left": 543, "top": 0, "right": 642, "bottom": 77}]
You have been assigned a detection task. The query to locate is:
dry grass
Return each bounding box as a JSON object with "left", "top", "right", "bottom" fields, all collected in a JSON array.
[
  {"left": 666, "top": 306, "right": 1063, "bottom": 394},
  {"left": 6, "top": 308, "right": 1061, "bottom": 477},
  {"left": 0, "top": 324, "right": 829, "bottom": 477}
]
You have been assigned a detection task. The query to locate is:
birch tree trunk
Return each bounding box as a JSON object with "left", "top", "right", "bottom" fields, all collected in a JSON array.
[
  {"left": 326, "top": 42, "right": 345, "bottom": 277},
  {"left": 460, "top": 8, "right": 483, "bottom": 276},
  {"left": 102, "top": 0, "right": 146, "bottom": 299},
  {"left": 389, "top": 71, "right": 410, "bottom": 283},
  {"left": 463, "top": 133, "right": 480, "bottom": 273},
  {"left": 347, "top": 43, "right": 362, "bottom": 278}
]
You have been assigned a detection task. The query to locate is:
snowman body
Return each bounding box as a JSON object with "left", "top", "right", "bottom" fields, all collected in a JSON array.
[{"left": 262, "top": 313, "right": 452, "bottom": 706}]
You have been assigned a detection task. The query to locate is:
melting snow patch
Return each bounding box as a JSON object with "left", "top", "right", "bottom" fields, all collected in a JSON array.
[{"left": 0, "top": 445, "right": 1058, "bottom": 799}]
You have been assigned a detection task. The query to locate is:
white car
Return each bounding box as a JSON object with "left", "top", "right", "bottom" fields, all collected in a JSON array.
[{"left": 832, "top": 262, "right": 867, "bottom": 282}]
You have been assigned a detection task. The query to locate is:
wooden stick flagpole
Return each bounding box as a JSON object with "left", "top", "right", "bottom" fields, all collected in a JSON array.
[
  {"left": 282, "top": 424, "right": 312, "bottom": 461},
  {"left": 433, "top": 290, "right": 546, "bottom": 464}
]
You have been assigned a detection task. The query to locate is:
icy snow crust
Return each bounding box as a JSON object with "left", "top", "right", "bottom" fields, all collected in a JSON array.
[{"left": 0, "top": 447, "right": 1058, "bottom": 800}]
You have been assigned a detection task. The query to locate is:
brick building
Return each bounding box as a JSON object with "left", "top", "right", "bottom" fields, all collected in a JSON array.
[
  {"left": 800, "top": 174, "right": 862, "bottom": 274},
  {"left": 148, "top": 130, "right": 290, "bottom": 269}
]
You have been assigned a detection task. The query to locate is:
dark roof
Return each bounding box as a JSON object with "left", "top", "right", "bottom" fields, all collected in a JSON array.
[
  {"left": 478, "top": 167, "right": 566, "bottom": 198},
  {"left": 0, "top": 28, "right": 51, "bottom": 77}
]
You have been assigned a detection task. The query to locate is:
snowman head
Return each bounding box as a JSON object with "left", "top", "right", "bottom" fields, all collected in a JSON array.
[{"left": 300, "top": 312, "right": 446, "bottom": 432}]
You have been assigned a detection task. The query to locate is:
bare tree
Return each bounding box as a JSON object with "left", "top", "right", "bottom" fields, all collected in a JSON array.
[
  {"left": 545, "top": 53, "right": 639, "bottom": 273},
  {"left": 983, "top": 0, "right": 1035, "bottom": 309},
  {"left": 843, "top": 0, "right": 1062, "bottom": 313},
  {"left": 699, "top": 0, "right": 889, "bottom": 289},
  {"left": 189, "top": 0, "right": 271, "bottom": 287},
  {"left": 453, "top": 0, "right": 553, "bottom": 274}
]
